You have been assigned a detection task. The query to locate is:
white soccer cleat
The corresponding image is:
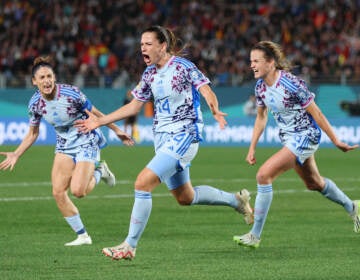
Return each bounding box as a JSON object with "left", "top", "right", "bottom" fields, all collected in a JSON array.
[
  {"left": 351, "top": 200, "right": 360, "bottom": 233},
  {"left": 64, "top": 234, "right": 92, "bottom": 246},
  {"left": 233, "top": 232, "right": 260, "bottom": 248},
  {"left": 235, "top": 189, "right": 254, "bottom": 224},
  {"left": 97, "top": 160, "right": 116, "bottom": 187},
  {"left": 102, "top": 242, "right": 136, "bottom": 261}
]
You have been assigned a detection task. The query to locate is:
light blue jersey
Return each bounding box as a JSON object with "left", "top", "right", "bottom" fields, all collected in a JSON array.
[
  {"left": 132, "top": 56, "right": 210, "bottom": 188},
  {"left": 255, "top": 71, "right": 321, "bottom": 163},
  {"left": 28, "top": 84, "right": 106, "bottom": 154},
  {"left": 132, "top": 56, "right": 210, "bottom": 141},
  {"left": 123, "top": 53, "right": 243, "bottom": 250}
]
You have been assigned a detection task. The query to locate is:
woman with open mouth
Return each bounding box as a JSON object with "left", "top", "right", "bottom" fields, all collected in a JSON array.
[
  {"left": 75, "top": 25, "right": 253, "bottom": 261},
  {"left": 0, "top": 56, "right": 134, "bottom": 246}
]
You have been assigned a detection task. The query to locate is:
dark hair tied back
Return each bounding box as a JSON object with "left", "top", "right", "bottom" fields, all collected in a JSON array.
[
  {"left": 142, "top": 25, "right": 184, "bottom": 55},
  {"left": 31, "top": 56, "right": 54, "bottom": 77},
  {"left": 252, "top": 41, "right": 291, "bottom": 71},
  {"left": 155, "top": 25, "right": 170, "bottom": 51}
]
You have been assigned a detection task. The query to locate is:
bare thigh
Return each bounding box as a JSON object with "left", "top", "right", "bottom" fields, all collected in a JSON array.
[
  {"left": 70, "top": 161, "right": 96, "bottom": 197},
  {"left": 134, "top": 167, "right": 161, "bottom": 192},
  {"left": 51, "top": 153, "right": 79, "bottom": 216},
  {"left": 52, "top": 153, "right": 74, "bottom": 194},
  {"left": 256, "top": 146, "right": 297, "bottom": 185},
  {"left": 293, "top": 155, "right": 325, "bottom": 191}
]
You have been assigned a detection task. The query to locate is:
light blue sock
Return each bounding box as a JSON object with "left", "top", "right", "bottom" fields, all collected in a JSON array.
[
  {"left": 125, "top": 190, "right": 152, "bottom": 248},
  {"left": 191, "top": 185, "right": 238, "bottom": 208},
  {"left": 321, "top": 178, "right": 353, "bottom": 213},
  {"left": 65, "top": 213, "right": 86, "bottom": 234},
  {"left": 251, "top": 184, "right": 273, "bottom": 239},
  {"left": 94, "top": 169, "right": 101, "bottom": 184}
]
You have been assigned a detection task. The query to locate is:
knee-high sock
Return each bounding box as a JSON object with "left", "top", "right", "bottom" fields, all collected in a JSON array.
[
  {"left": 191, "top": 185, "right": 238, "bottom": 208},
  {"left": 251, "top": 184, "right": 273, "bottom": 239},
  {"left": 94, "top": 169, "right": 101, "bottom": 184},
  {"left": 65, "top": 213, "right": 86, "bottom": 235},
  {"left": 94, "top": 161, "right": 101, "bottom": 184},
  {"left": 321, "top": 178, "right": 353, "bottom": 213},
  {"left": 125, "top": 190, "right": 152, "bottom": 248}
]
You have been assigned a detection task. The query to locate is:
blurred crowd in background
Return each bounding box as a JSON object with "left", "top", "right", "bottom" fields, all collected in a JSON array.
[{"left": 1, "top": 0, "right": 360, "bottom": 88}]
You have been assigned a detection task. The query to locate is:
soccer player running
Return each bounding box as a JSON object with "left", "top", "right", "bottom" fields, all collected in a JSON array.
[
  {"left": 75, "top": 25, "right": 253, "bottom": 260},
  {"left": 0, "top": 56, "right": 134, "bottom": 246},
  {"left": 233, "top": 41, "right": 360, "bottom": 248}
]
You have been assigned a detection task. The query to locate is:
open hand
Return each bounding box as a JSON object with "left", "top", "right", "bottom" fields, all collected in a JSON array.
[
  {"left": 0, "top": 152, "right": 19, "bottom": 171},
  {"left": 213, "top": 110, "right": 228, "bottom": 130},
  {"left": 115, "top": 131, "right": 135, "bottom": 146},
  {"left": 336, "top": 141, "right": 359, "bottom": 152},
  {"left": 74, "top": 109, "right": 100, "bottom": 133}
]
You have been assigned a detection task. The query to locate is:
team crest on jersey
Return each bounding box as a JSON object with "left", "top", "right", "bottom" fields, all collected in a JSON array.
[{"left": 190, "top": 69, "right": 202, "bottom": 80}]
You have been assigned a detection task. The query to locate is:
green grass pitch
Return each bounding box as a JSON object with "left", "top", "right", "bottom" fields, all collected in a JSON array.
[{"left": 0, "top": 145, "right": 360, "bottom": 280}]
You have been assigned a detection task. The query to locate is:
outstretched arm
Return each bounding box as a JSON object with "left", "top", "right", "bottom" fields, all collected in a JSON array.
[
  {"left": 198, "top": 84, "right": 227, "bottom": 129},
  {"left": 0, "top": 125, "right": 39, "bottom": 171},
  {"left": 90, "top": 105, "right": 135, "bottom": 146},
  {"left": 75, "top": 98, "right": 144, "bottom": 134},
  {"left": 306, "top": 101, "right": 358, "bottom": 151}
]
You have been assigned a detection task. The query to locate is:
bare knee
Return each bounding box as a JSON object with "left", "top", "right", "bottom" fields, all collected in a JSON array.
[
  {"left": 52, "top": 189, "right": 64, "bottom": 201},
  {"left": 134, "top": 177, "right": 145, "bottom": 191},
  {"left": 52, "top": 189, "right": 72, "bottom": 204},
  {"left": 172, "top": 186, "right": 194, "bottom": 206},
  {"left": 176, "top": 196, "right": 192, "bottom": 206},
  {"left": 134, "top": 176, "right": 151, "bottom": 192},
  {"left": 70, "top": 188, "right": 86, "bottom": 198},
  {"left": 68, "top": 179, "right": 90, "bottom": 198},
  {"left": 256, "top": 169, "right": 272, "bottom": 185},
  {"left": 134, "top": 168, "right": 160, "bottom": 192},
  {"left": 71, "top": 191, "right": 85, "bottom": 198}
]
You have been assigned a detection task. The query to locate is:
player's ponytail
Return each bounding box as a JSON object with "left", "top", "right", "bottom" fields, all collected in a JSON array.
[
  {"left": 142, "top": 26, "right": 187, "bottom": 57},
  {"left": 252, "top": 41, "right": 292, "bottom": 71},
  {"left": 31, "top": 56, "right": 54, "bottom": 77}
]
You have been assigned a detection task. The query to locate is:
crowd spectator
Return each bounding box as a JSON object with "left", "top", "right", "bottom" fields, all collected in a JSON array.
[{"left": 1, "top": 0, "right": 360, "bottom": 88}]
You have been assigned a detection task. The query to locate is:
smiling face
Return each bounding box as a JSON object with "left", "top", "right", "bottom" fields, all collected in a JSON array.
[
  {"left": 250, "top": 49, "right": 276, "bottom": 81},
  {"left": 32, "top": 66, "right": 56, "bottom": 99},
  {"left": 141, "top": 31, "right": 168, "bottom": 67}
]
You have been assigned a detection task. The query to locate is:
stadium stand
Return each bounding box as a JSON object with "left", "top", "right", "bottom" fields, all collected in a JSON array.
[{"left": 0, "top": 0, "right": 360, "bottom": 88}]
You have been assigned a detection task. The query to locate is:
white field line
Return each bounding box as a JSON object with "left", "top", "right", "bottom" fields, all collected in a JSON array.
[
  {"left": 1, "top": 177, "right": 360, "bottom": 188},
  {"left": 0, "top": 177, "right": 359, "bottom": 202}
]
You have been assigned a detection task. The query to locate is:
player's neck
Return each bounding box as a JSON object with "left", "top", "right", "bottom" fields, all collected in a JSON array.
[
  {"left": 264, "top": 70, "right": 280, "bottom": 87},
  {"left": 156, "top": 53, "right": 172, "bottom": 69}
]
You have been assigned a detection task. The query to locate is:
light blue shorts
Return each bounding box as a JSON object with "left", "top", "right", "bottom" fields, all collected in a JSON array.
[
  {"left": 56, "top": 142, "right": 101, "bottom": 164},
  {"left": 147, "top": 132, "right": 199, "bottom": 190},
  {"left": 283, "top": 133, "right": 319, "bottom": 165}
]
